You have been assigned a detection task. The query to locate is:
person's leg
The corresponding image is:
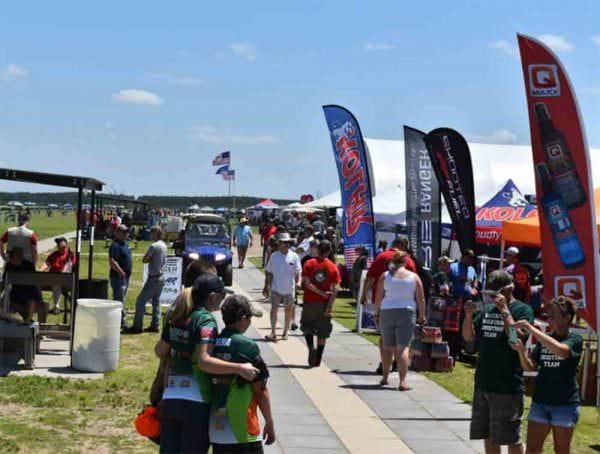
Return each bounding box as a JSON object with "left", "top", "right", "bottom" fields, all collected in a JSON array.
[
  {"left": 159, "top": 399, "right": 181, "bottom": 454},
  {"left": 282, "top": 296, "right": 294, "bottom": 338},
  {"left": 381, "top": 346, "right": 394, "bottom": 385},
  {"left": 52, "top": 286, "right": 62, "bottom": 310},
  {"left": 36, "top": 300, "right": 48, "bottom": 323},
  {"left": 551, "top": 426, "right": 575, "bottom": 454},
  {"left": 483, "top": 439, "right": 501, "bottom": 454},
  {"left": 470, "top": 389, "right": 491, "bottom": 452},
  {"left": 396, "top": 346, "right": 410, "bottom": 389},
  {"left": 133, "top": 281, "right": 152, "bottom": 331},
  {"left": 179, "top": 401, "right": 210, "bottom": 454},
  {"left": 315, "top": 306, "right": 332, "bottom": 366},
  {"left": 268, "top": 292, "right": 279, "bottom": 340},
  {"left": 150, "top": 279, "right": 165, "bottom": 329},
  {"left": 301, "top": 304, "right": 317, "bottom": 366},
  {"left": 488, "top": 393, "right": 524, "bottom": 454}
]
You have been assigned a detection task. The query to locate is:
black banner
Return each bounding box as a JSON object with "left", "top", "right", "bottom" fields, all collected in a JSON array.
[
  {"left": 424, "top": 128, "right": 476, "bottom": 253},
  {"left": 404, "top": 126, "right": 442, "bottom": 270}
]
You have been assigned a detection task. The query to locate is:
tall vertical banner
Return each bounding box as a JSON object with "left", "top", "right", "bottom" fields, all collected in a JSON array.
[
  {"left": 518, "top": 33, "right": 600, "bottom": 333},
  {"left": 322, "top": 105, "right": 376, "bottom": 269},
  {"left": 424, "top": 128, "right": 477, "bottom": 253},
  {"left": 404, "top": 126, "right": 442, "bottom": 270}
]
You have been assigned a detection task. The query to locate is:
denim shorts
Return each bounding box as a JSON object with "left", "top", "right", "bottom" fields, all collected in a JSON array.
[{"left": 528, "top": 401, "right": 580, "bottom": 428}]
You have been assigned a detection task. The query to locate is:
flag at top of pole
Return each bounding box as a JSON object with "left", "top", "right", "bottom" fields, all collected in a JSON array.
[
  {"left": 222, "top": 169, "right": 235, "bottom": 181},
  {"left": 213, "top": 151, "right": 231, "bottom": 166},
  {"left": 215, "top": 165, "right": 229, "bottom": 175}
]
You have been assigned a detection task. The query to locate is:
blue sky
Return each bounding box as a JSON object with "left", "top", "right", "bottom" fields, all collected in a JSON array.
[{"left": 1, "top": 1, "right": 600, "bottom": 198}]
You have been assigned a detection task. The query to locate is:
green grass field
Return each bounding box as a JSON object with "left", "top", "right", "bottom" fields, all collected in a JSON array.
[{"left": 0, "top": 212, "right": 77, "bottom": 242}]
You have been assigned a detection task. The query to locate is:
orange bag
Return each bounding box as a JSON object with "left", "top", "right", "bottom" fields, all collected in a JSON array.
[{"left": 134, "top": 405, "right": 161, "bottom": 439}]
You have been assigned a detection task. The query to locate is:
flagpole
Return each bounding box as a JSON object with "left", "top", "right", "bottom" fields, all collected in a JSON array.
[{"left": 233, "top": 178, "right": 236, "bottom": 210}]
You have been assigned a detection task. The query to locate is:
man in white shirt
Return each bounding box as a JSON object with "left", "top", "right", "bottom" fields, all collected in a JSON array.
[
  {"left": 263, "top": 232, "right": 302, "bottom": 342},
  {"left": 295, "top": 225, "right": 314, "bottom": 261}
]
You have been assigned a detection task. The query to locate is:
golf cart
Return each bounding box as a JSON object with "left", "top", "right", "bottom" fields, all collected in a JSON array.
[{"left": 174, "top": 214, "right": 233, "bottom": 286}]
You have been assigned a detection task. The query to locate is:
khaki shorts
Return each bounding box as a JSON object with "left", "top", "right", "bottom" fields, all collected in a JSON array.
[
  {"left": 301, "top": 303, "right": 332, "bottom": 339},
  {"left": 237, "top": 244, "right": 249, "bottom": 256},
  {"left": 270, "top": 291, "right": 294, "bottom": 308},
  {"left": 470, "top": 389, "right": 523, "bottom": 446}
]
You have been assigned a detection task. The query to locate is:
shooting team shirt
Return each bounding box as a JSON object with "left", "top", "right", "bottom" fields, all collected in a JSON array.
[
  {"left": 209, "top": 328, "right": 269, "bottom": 445},
  {"left": 473, "top": 301, "right": 534, "bottom": 394},
  {"left": 531, "top": 332, "right": 582, "bottom": 405}
]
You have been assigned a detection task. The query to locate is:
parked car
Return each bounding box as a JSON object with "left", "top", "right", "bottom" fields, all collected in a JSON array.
[{"left": 174, "top": 214, "right": 233, "bottom": 286}]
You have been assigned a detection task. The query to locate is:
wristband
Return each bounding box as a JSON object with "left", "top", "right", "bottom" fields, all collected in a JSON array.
[{"left": 501, "top": 311, "right": 511, "bottom": 319}]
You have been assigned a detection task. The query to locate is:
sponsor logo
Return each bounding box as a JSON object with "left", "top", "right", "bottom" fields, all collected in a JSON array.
[
  {"left": 554, "top": 275, "right": 585, "bottom": 309},
  {"left": 215, "top": 337, "right": 232, "bottom": 347},
  {"left": 330, "top": 120, "right": 373, "bottom": 237},
  {"left": 529, "top": 64, "right": 560, "bottom": 97},
  {"left": 200, "top": 327, "right": 215, "bottom": 339},
  {"left": 313, "top": 269, "right": 329, "bottom": 284}
]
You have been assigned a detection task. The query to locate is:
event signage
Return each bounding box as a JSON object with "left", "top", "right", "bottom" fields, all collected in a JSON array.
[
  {"left": 424, "top": 128, "right": 477, "bottom": 253},
  {"left": 518, "top": 34, "right": 600, "bottom": 331},
  {"left": 404, "top": 126, "right": 441, "bottom": 270},
  {"left": 323, "top": 105, "right": 376, "bottom": 268},
  {"left": 143, "top": 256, "right": 183, "bottom": 307}
]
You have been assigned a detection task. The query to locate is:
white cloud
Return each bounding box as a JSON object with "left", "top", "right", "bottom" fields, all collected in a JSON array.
[
  {"left": 363, "top": 43, "right": 394, "bottom": 51},
  {"left": 470, "top": 128, "right": 517, "bottom": 145},
  {"left": 189, "top": 125, "right": 279, "bottom": 145},
  {"left": 112, "top": 89, "right": 163, "bottom": 106},
  {"left": 230, "top": 42, "right": 257, "bottom": 62},
  {"left": 489, "top": 40, "right": 518, "bottom": 57},
  {"left": 2, "top": 63, "right": 28, "bottom": 79},
  {"left": 537, "top": 34, "right": 575, "bottom": 53}
]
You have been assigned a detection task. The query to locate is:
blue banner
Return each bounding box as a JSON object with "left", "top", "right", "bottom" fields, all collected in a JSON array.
[{"left": 322, "top": 105, "right": 376, "bottom": 269}]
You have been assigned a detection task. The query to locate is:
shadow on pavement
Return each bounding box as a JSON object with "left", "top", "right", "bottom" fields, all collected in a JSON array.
[
  {"left": 269, "top": 364, "right": 312, "bottom": 370},
  {"left": 331, "top": 369, "right": 377, "bottom": 376},
  {"left": 339, "top": 384, "right": 398, "bottom": 391}
]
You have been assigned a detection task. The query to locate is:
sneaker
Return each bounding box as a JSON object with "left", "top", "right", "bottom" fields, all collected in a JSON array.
[
  {"left": 143, "top": 326, "right": 160, "bottom": 333},
  {"left": 49, "top": 307, "right": 61, "bottom": 315},
  {"left": 122, "top": 327, "right": 143, "bottom": 334},
  {"left": 375, "top": 362, "right": 383, "bottom": 375},
  {"left": 308, "top": 349, "right": 317, "bottom": 367},
  {"left": 290, "top": 322, "right": 298, "bottom": 331},
  {"left": 314, "top": 353, "right": 323, "bottom": 367}
]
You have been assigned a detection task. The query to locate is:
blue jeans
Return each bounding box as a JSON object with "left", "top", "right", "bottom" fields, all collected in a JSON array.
[
  {"left": 133, "top": 276, "right": 165, "bottom": 330},
  {"left": 528, "top": 401, "right": 580, "bottom": 428},
  {"left": 110, "top": 275, "right": 130, "bottom": 327}
]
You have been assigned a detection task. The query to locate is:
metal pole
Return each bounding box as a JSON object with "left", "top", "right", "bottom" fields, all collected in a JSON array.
[
  {"left": 88, "top": 190, "right": 96, "bottom": 280},
  {"left": 69, "top": 187, "right": 83, "bottom": 360}
]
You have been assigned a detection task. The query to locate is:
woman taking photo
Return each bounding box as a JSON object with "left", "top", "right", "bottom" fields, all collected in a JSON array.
[
  {"left": 511, "top": 296, "right": 583, "bottom": 454},
  {"left": 374, "top": 251, "right": 426, "bottom": 390},
  {"left": 154, "top": 274, "right": 258, "bottom": 454}
]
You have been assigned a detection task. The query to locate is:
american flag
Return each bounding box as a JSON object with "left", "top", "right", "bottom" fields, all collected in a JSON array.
[
  {"left": 212, "top": 151, "right": 231, "bottom": 166},
  {"left": 222, "top": 169, "right": 235, "bottom": 181},
  {"left": 344, "top": 245, "right": 373, "bottom": 270},
  {"left": 215, "top": 165, "right": 229, "bottom": 175}
]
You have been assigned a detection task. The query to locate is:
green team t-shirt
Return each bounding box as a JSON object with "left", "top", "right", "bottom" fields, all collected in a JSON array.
[
  {"left": 531, "top": 332, "right": 583, "bottom": 405},
  {"left": 473, "top": 300, "right": 534, "bottom": 394},
  {"left": 161, "top": 307, "right": 218, "bottom": 403},
  {"left": 209, "top": 328, "right": 269, "bottom": 445}
]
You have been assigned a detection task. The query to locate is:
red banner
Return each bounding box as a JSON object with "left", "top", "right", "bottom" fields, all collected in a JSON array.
[{"left": 518, "top": 34, "right": 600, "bottom": 332}]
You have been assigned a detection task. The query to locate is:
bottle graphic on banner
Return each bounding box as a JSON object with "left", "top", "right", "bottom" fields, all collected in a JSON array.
[
  {"left": 536, "top": 163, "right": 585, "bottom": 269},
  {"left": 534, "top": 103, "right": 586, "bottom": 208}
]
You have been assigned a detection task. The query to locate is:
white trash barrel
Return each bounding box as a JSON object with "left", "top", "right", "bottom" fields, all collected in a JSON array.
[{"left": 72, "top": 299, "right": 122, "bottom": 372}]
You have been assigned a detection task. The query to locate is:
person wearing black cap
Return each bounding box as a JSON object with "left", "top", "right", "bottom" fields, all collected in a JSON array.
[
  {"left": 155, "top": 274, "right": 259, "bottom": 454},
  {"left": 210, "top": 295, "right": 275, "bottom": 453},
  {"left": 463, "top": 270, "right": 534, "bottom": 454},
  {"left": 109, "top": 224, "right": 132, "bottom": 330},
  {"left": 0, "top": 213, "right": 38, "bottom": 266}
]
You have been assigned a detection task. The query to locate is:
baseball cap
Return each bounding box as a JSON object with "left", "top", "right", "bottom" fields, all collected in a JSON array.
[
  {"left": 437, "top": 255, "right": 454, "bottom": 264},
  {"left": 116, "top": 224, "right": 129, "bottom": 231},
  {"left": 221, "top": 295, "right": 263, "bottom": 324},
  {"left": 192, "top": 274, "right": 233, "bottom": 302},
  {"left": 485, "top": 270, "right": 513, "bottom": 293},
  {"left": 505, "top": 246, "right": 520, "bottom": 256},
  {"left": 276, "top": 232, "right": 293, "bottom": 242}
]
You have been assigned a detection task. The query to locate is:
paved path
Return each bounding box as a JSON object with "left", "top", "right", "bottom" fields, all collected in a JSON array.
[{"left": 233, "top": 258, "right": 483, "bottom": 454}]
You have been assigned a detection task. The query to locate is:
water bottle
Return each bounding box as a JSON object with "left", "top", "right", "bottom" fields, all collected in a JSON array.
[
  {"left": 536, "top": 163, "right": 585, "bottom": 269},
  {"left": 534, "top": 103, "right": 586, "bottom": 208}
]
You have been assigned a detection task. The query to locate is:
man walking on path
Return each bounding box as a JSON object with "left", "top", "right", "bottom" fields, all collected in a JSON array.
[
  {"left": 233, "top": 217, "right": 253, "bottom": 269},
  {"left": 0, "top": 213, "right": 38, "bottom": 266},
  {"left": 126, "top": 226, "right": 167, "bottom": 333},
  {"left": 462, "top": 270, "right": 534, "bottom": 454},
  {"left": 301, "top": 240, "right": 340, "bottom": 367},
  {"left": 263, "top": 233, "right": 301, "bottom": 342},
  {"left": 109, "top": 224, "right": 132, "bottom": 329}
]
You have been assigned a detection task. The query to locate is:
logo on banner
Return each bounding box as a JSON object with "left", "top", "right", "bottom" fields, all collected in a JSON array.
[
  {"left": 554, "top": 275, "right": 586, "bottom": 309},
  {"left": 529, "top": 65, "right": 560, "bottom": 97}
]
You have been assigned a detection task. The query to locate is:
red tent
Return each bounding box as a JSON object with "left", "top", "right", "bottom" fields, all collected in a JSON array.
[{"left": 255, "top": 198, "right": 279, "bottom": 209}]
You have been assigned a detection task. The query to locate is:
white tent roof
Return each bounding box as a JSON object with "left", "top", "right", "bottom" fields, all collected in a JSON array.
[{"left": 307, "top": 138, "right": 600, "bottom": 215}]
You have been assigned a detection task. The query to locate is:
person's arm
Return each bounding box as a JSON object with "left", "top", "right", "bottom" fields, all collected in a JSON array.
[
  {"left": 109, "top": 257, "right": 126, "bottom": 277},
  {"left": 462, "top": 301, "right": 478, "bottom": 343},
  {"left": 302, "top": 275, "right": 329, "bottom": 299},
  {"left": 196, "top": 342, "right": 258, "bottom": 381},
  {"left": 252, "top": 382, "right": 275, "bottom": 445},
  {"left": 31, "top": 234, "right": 38, "bottom": 265},
  {"left": 0, "top": 232, "right": 7, "bottom": 260},
  {"left": 154, "top": 339, "right": 170, "bottom": 359},
  {"left": 232, "top": 227, "right": 238, "bottom": 247},
  {"left": 263, "top": 272, "right": 273, "bottom": 298},
  {"left": 360, "top": 276, "right": 374, "bottom": 305},
  {"left": 142, "top": 246, "right": 153, "bottom": 264},
  {"left": 511, "top": 338, "right": 537, "bottom": 371},
  {"left": 414, "top": 274, "right": 426, "bottom": 325},
  {"left": 247, "top": 229, "right": 253, "bottom": 247},
  {"left": 513, "top": 320, "right": 571, "bottom": 358}
]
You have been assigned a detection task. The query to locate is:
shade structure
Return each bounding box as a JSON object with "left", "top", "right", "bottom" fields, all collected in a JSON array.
[
  {"left": 503, "top": 188, "right": 600, "bottom": 247},
  {"left": 255, "top": 198, "right": 278, "bottom": 209}
]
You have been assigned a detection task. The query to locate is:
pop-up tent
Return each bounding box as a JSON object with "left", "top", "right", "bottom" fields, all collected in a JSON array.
[
  {"left": 502, "top": 187, "right": 600, "bottom": 247},
  {"left": 476, "top": 179, "right": 537, "bottom": 245},
  {"left": 255, "top": 198, "right": 279, "bottom": 209}
]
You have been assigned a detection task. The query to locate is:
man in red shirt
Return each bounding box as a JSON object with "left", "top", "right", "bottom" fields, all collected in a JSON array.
[
  {"left": 260, "top": 220, "right": 278, "bottom": 267},
  {"left": 301, "top": 240, "right": 341, "bottom": 367}
]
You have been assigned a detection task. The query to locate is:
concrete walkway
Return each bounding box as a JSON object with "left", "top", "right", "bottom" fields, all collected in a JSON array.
[{"left": 233, "top": 258, "right": 483, "bottom": 454}]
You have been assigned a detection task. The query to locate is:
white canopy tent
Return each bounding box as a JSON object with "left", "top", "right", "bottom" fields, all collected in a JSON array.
[{"left": 307, "top": 138, "right": 600, "bottom": 218}]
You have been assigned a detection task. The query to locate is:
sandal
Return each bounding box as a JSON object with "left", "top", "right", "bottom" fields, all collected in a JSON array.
[
  {"left": 379, "top": 379, "right": 388, "bottom": 386},
  {"left": 264, "top": 334, "right": 277, "bottom": 342},
  {"left": 398, "top": 384, "right": 412, "bottom": 391},
  {"left": 281, "top": 333, "right": 288, "bottom": 340}
]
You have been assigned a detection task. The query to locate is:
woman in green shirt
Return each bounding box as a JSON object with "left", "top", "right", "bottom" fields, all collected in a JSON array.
[{"left": 511, "top": 296, "right": 583, "bottom": 454}]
